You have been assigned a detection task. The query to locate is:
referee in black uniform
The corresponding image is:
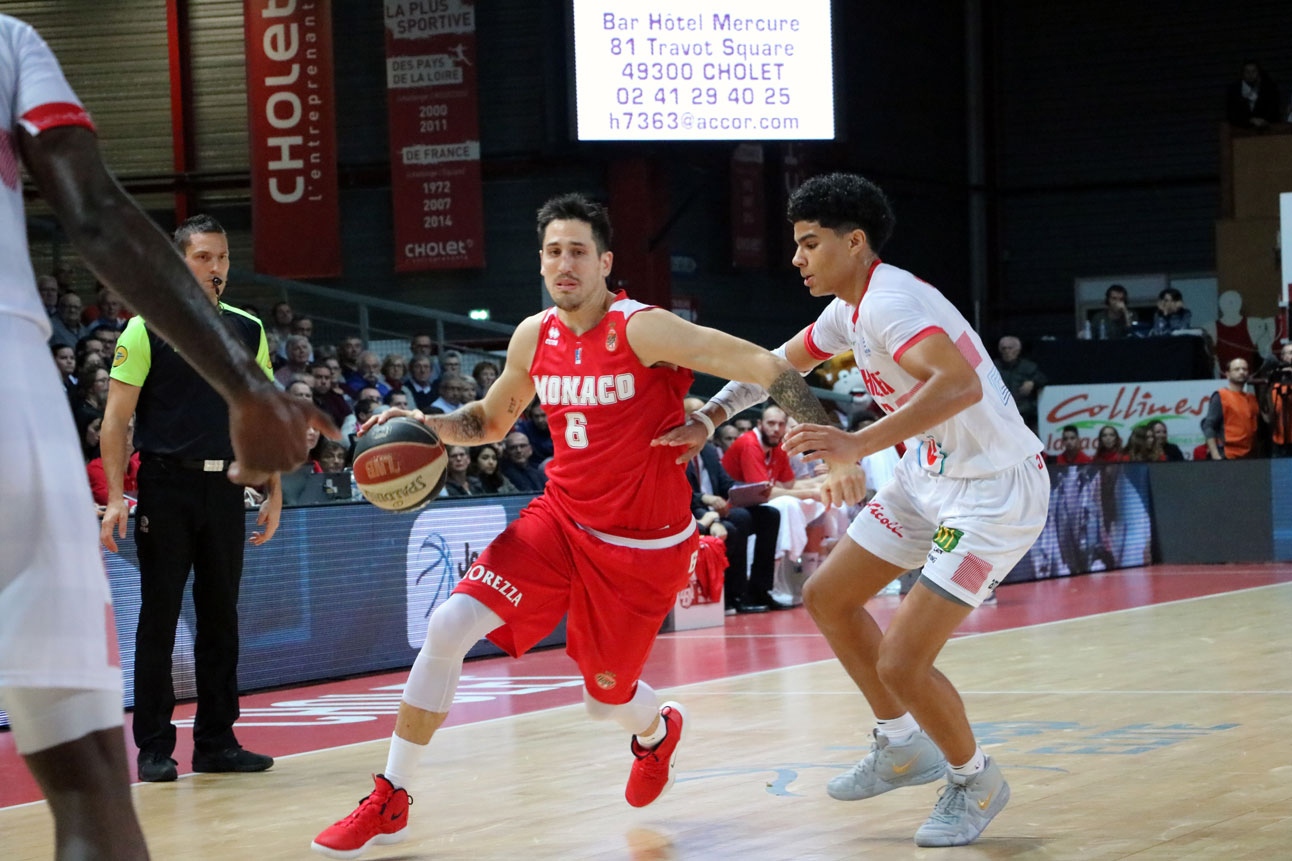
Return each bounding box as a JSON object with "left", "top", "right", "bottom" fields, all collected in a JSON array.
[{"left": 99, "top": 215, "right": 281, "bottom": 782}]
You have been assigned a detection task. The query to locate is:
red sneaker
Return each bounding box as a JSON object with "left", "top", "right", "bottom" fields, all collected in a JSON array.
[
  {"left": 625, "top": 701, "right": 686, "bottom": 808},
  {"left": 311, "top": 774, "right": 412, "bottom": 859}
]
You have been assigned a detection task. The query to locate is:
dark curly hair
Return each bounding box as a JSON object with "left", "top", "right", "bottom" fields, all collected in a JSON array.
[
  {"left": 536, "top": 193, "right": 613, "bottom": 255},
  {"left": 787, "top": 173, "right": 895, "bottom": 253}
]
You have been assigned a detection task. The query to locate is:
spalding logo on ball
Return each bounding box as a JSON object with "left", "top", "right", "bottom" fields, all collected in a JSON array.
[{"left": 351, "top": 417, "right": 448, "bottom": 512}]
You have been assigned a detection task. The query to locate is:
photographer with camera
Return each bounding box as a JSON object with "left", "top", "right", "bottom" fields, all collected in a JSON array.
[{"left": 1253, "top": 341, "right": 1292, "bottom": 458}]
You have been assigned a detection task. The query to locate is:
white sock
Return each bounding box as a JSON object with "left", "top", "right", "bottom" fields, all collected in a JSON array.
[
  {"left": 876, "top": 713, "right": 920, "bottom": 745},
  {"left": 384, "top": 733, "right": 428, "bottom": 790},
  {"left": 949, "top": 746, "right": 987, "bottom": 779},
  {"left": 634, "top": 708, "right": 669, "bottom": 749}
]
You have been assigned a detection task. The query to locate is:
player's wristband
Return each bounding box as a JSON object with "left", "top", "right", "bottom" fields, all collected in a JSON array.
[{"left": 691, "top": 410, "right": 716, "bottom": 439}]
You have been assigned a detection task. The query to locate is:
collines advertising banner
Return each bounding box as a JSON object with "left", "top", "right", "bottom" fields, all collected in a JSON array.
[
  {"left": 384, "top": 0, "right": 486, "bottom": 271},
  {"left": 244, "top": 0, "right": 342, "bottom": 278}
]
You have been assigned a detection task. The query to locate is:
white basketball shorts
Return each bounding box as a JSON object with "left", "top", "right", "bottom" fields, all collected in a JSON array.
[
  {"left": 846, "top": 452, "right": 1051, "bottom": 607},
  {"left": 0, "top": 316, "right": 121, "bottom": 694}
]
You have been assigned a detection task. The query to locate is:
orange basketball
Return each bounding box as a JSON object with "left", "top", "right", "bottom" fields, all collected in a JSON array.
[{"left": 351, "top": 416, "right": 448, "bottom": 512}]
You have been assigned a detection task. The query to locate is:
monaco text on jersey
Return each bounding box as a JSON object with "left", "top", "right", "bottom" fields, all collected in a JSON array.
[{"left": 532, "top": 373, "right": 637, "bottom": 407}]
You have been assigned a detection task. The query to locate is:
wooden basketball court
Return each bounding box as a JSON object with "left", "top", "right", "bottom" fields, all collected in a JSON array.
[{"left": 4, "top": 565, "right": 1292, "bottom": 859}]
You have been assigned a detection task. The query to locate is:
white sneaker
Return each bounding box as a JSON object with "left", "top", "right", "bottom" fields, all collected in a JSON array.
[
  {"left": 914, "top": 756, "right": 1010, "bottom": 847},
  {"left": 826, "top": 729, "right": 947, "bottom": 801}
]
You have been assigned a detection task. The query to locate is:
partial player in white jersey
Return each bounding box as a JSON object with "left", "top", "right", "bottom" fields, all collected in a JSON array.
[
  {"left": 657, "top": 173, "right": 1049, "bottom": 847},
  {"left": 0, "top": 13, "right": 332, "bottom": 860}
]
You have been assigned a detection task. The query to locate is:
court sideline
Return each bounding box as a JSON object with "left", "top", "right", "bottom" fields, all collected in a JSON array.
[{"left": 3, "top": 564, "right": 1291, "bottom": 859}]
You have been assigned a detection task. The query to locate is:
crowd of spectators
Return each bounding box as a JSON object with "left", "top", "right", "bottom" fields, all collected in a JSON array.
[{"left": 46, "top": 280, "right": 543, "bottom": 509}]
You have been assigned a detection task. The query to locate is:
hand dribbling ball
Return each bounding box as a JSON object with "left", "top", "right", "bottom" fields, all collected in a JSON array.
[{"left": 351, "top": 416, "right": 448, "bottom": 512}]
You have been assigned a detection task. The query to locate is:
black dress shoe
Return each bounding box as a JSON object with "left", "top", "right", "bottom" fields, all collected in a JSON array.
[
  {"left": 736, "top": 600, "right": 770, "bottom": 614},
  {"left": 192, "top": 746, "right": 274, "bottom": 773},
  {"left": 138, "top": 750, "right": 178, "bottom": 783},
  {"left": 748, "top": 592, "right": 793, "bottom": 611}
]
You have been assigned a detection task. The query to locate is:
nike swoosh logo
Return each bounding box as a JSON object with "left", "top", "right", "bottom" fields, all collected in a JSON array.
[
  {"left": 977, "top": 792, "right": 993, "bottom": 811},
  {"left": 891, "top": 759, "right": 916, "bottom": 775},
  {"left": 391, "top": 811, "right": 405, "bottom": 821}
]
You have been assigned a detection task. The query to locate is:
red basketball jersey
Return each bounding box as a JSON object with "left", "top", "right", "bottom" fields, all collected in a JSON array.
[{"left": 529, "top": 294, "right": 694, "bottom": 542}]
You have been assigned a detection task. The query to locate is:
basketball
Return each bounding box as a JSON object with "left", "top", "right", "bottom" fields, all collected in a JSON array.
[{"left": 351, "top": 416, "right": 448, "bottom": 512}]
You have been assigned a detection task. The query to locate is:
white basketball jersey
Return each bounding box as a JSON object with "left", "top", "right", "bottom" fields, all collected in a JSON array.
[
  {"left": 0, "top": 14, "right": 94, "bottom": 335},
  {"left": 804, "top": 261, "right": 1043, "bottom": 478}
]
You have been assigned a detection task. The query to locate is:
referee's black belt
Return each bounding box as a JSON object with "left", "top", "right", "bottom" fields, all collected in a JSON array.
[{"left": 142, "top": 453, "right": 230, "bottom": 472}]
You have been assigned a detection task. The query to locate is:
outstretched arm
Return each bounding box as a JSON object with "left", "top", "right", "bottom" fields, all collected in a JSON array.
[
  {"left": 20, "top": 125, "right": 335, "bottom": 482},
  {"left": 629, "top": 312, "right": 830, "bottom": 425}
]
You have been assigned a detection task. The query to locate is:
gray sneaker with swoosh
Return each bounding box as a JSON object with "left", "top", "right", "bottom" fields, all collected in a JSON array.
[
  {"left": 826, "top": 728, "right": 947, "bottom": 801},
  {"left": 914, "top": 756, "right": 1010, "bottom": 847}
]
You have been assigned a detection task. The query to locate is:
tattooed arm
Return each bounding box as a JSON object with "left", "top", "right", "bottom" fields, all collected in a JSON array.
[{"left": 427, "top": 315, "right": 539, "bottom": 445}]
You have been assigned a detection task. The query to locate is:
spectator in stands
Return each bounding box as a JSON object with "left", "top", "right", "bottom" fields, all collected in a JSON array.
[
  {"left": 1123, "top": 425, "right": 1165, "bottom": 462},
  {"left": 441, "top": 446, "right": 483, "bottom": 497},
  {"left": 37, "top": 274, "right": 59, "bottom": 317},
  {"left": 405, "top": 355, "right": 438, "bottom": 412},
  {"left": 852, "top": 413, "right": 902, "bottom": 501},
  {"left": 75, "top": 366, "right": 110, "bottom": 424},
  {"left": 1050, "top": 424, "right": 1092, "bottom": 465},
  {"left": 714, "top": 422, "right": 741, "bottom": 453},
  {"left": 500, "top": 431, "right": 547, "bottom": 492},
  {"left": 471, "top": 445, "right": 518, "bottom": 494},
  {"left": 314, "top": 439, "right": 349, "bottom": 474},
  {"left": 1226, "top": 60, "right": 1282, "bottom": 129},
  {"left": 290, "top": 315, "right": 314, "bottom": 344},
  {"left": 1091, "top": 425, "right": 1125, "bottom": 463},
  {"left": 49, "top": 291, "right": 83, "bottom": 348},
  {"left": 381, "top": 355, "right": 407, "bottom": 396},
  {"left": 472, "top": 359, "right": 500, "bottom": 398},
  {"left": 53, "top": 343, "right": 77, "bottom": 401},
  {"left": 348, "top": 351, "right": 390, "bottom": 400},
  {"left": 346, "top": 398, "right": 380, "bottom": 458},
  {"left": 79, "top": 284, "right": 131, "bottom": 330},
  {"left": 409, "top": 333, "right": 434, "bottom": 361},
  {"left": 429, "top": 372, "right": 473, "bottom": 415},
  {"left": 77, "top": 410, "right": 102, "bottom": 462},
  {"left": 88, "top": 323, "right": 119, "bottom": 366},
  {"left": 88, "top": 416, "right": 139, "bottom": 507},
  {"left": 681, "top": 396, "right": 781, "bottom": 614},
  {"left": 1255, "top": 341, "right": 1292, "bottom": 458},
  {"left": 1147, "top": 420, "right": 1185, "bottom": 461},
  {"left": 268, "top": 301, "right": 295, "bottom": 344},
  {"left": 994, "top": 335, "right": 1046, "bottom": 432},
  {"left": 1203, "top": 358, "right": 1259, "bottom": 459},
  {"left": 310, "top": 362, "right": 352, "bottom": 427},
  {"left": 1149, "top": 288, "right": 1192, "bottom": 335},
  {"left": 732, "top": 416, "right": 755, "bottom": 434},
  {"left": 386, "top": 391, "right": 410, "bottom": 410},
  {"left": 1090, "top": 284, "right": 1135, "bottom": 339},
  {"left": 437, "top": 349, "right": 462, "bottom": 380},
  {"left": 721, "top": 404, "right": 823, "bottom": 609},
  {"left": 275, "top": 334, "right": 313, "bottom": 388},
  {"left": 515, "top": 400, "right": 554, "bottom": 464},
  {"left": 337, "top": 335, "right": 365, "bottom": 392}
]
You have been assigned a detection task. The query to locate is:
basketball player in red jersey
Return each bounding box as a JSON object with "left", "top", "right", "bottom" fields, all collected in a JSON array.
[{"left": 311, "top": 193, "right": 865, "bottom": 858}]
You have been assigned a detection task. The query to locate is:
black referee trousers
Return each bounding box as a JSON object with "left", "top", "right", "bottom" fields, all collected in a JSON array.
[{"left": 132, "top": 457, "right": 246, "bottom": 757}]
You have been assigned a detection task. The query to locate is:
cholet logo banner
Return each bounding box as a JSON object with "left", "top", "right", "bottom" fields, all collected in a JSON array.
[
  {"left": 405, "top": 504, "right": 507, "bottom": 649},
  {"left": 1038, "top": 380, "right": 1218, "bottom": 459}
]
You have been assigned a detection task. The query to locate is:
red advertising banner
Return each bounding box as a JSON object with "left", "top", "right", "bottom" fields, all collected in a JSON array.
[
  {"left": 244, "top": 0, "right": 342, "bottom": 278},
  {"left": 730, "top": 143, "right": 765, "bottom": 269},
  {"left": 384, "top": 0, "right": 485, "bottom": 271}
]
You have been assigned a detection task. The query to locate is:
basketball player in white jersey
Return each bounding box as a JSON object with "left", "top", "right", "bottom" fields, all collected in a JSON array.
[
  {"left": 0, "top": 14, "right": 333, "bottom": 859},
  {"left": 660, "top": 173, "right": 1050, "bottom": 846}
]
